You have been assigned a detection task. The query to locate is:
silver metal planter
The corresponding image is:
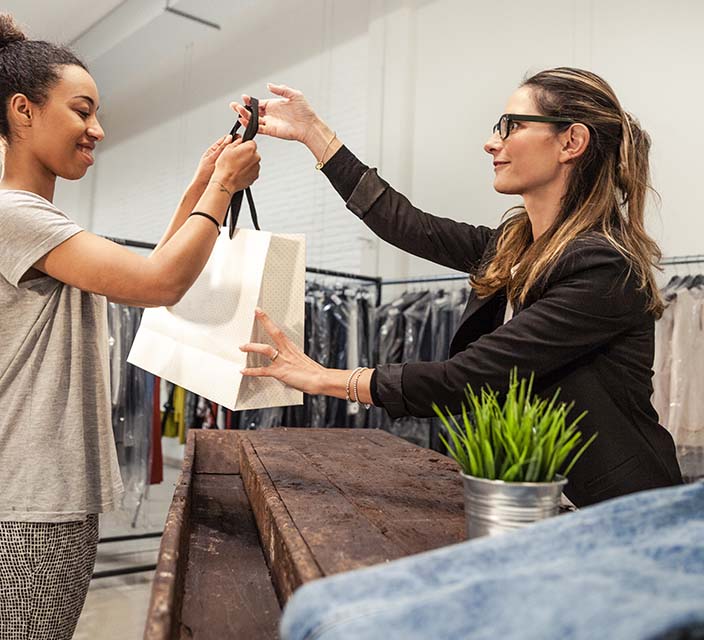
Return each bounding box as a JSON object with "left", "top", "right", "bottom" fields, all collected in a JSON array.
[{"left": 461, "top": 472, "right": 568, "bottom": 539}]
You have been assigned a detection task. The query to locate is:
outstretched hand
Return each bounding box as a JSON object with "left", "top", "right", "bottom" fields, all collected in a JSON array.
[
  {"left": 231, "top": 83, "right": 320, "bottom": 144},
  {"left": 240, "top": 308, "right": 326, "bottom": 395}
]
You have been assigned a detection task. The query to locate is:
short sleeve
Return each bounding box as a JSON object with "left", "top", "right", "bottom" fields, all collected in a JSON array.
[{"left": 0, "top": 191, "right": 83, "bottom": 287}]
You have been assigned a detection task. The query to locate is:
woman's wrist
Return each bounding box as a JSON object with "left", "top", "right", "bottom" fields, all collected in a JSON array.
[
  {"left": 206, "top": 179, "right": 236, "bottom": 200},
  {"left": 303, "top": 119, "right": 342, "bottom": 163},
  {"left": 191, "top": 183, "right": 231, "bottom": 225},
  {"left": 316, "top": 367, "right": 373, "bottom": 405},
  {"left": 315, "top": 368, "right": 348, "bottom": 399},
  {"left": 354, "top": 368, "right": 374, "bottom": 406}
]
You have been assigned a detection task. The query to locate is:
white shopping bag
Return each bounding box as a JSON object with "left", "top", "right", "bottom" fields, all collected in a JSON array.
[{"left": 127, "top": 228, "right": 305, "bottom": 411}]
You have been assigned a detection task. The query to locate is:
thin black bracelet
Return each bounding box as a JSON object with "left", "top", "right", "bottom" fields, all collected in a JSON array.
[{"left": 189, "top": 211, "right": 221, "bottom": 232}]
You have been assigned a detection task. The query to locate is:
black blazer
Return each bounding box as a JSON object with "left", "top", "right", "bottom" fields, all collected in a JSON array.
[{"left": 323, "top": 147, "right": 682, "bottom": 507}]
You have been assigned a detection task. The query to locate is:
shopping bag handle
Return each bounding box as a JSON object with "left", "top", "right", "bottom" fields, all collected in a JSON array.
[{"left": 224, "top": 96, "right": 259, "bottom": 238}]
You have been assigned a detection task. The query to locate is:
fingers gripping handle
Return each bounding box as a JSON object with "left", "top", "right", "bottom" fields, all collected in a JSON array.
[{"left": 224, "top": 97, "right": 259, "bottom": 237}]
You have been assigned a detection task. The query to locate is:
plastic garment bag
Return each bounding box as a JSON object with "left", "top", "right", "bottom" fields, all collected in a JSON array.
[
  {"left": 387, "top": 291, "right": 434, "bottom": 448},
  {"left": 107, "top": 303, "right": 152, "bottom": 520},
  {"left": 653, "top": 277, "right": 704, "bottom": 481},
  {"left": 325, "top": 289, "right": 351, "bottom": 427},
  {"left": 667, "top": 286, "right": 704, "bottom": 480}
]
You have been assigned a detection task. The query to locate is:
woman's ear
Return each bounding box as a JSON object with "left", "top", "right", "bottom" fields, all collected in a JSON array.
[
  {"left": 8, "top": 93, "right": 33, "bottom": 129},
  {"left": 559, "top": 123, "right": 590, "bottom": 163}
]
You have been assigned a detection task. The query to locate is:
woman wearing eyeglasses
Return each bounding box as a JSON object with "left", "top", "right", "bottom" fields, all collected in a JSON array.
[{"left": 234, "top": 67, "right": 682, "bottom": 506}]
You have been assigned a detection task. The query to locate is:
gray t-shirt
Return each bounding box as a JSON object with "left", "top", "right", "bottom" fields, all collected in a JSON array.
[{"left": 0, "top": 189, "right": 124, "bottom": 522}]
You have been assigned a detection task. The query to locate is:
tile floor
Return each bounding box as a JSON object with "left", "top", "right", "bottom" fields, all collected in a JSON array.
[{"left": 74, "top": 464, "right": 181, "bottom": 640}]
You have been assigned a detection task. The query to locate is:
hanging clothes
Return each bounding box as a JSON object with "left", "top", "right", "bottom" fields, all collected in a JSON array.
[
  {"left": 107, "top": 303, "right": 156, "bottom": 510},
  {"left": 653, "top": 275, "right": 704, "bottom": 481},
  {"left": 368, "top": 287, "right": 469, "bottom": 450}
]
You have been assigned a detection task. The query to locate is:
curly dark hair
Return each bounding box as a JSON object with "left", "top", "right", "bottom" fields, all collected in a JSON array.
[{"left": 0, "top": 13, "right": 87, "bottom": 143}]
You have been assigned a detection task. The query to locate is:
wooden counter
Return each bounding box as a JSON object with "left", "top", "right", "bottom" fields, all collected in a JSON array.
[{"left": 144, "top": 428, "right": 465, "bottom": 640}]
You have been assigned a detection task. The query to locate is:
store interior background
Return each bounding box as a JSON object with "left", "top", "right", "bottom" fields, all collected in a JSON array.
[
  {"left": 4, "top": 1, "right": 703, "bottom": 637},
  {"left": 10, "top": 0, "right": 704, "bottom": 278}
]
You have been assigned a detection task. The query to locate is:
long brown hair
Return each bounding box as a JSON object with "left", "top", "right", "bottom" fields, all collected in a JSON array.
[{"left": 471, "top": 67, "right": 663, "bottom": 316}]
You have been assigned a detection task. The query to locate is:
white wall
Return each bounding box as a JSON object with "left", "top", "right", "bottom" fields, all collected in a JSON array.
[{"left": 56, "top": 0, "right": 704, "bottom": 280}]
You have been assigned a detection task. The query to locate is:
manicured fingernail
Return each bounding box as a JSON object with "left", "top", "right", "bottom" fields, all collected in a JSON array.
[{"left": 255, "top": 307, "right": 263, "bottom": 314}]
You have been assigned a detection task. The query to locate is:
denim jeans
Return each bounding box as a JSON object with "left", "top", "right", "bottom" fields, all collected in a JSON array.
[{"left": 281, "top": 481, "right": 704, "bottom": 640}]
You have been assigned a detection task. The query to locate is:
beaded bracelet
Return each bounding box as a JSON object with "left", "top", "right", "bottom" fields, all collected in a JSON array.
[
  {"left": 352, "top": 367, "right": 371, "bottom": 410},
  {"left": 345, "top": 367, "right": 364, "bottom": 403}
]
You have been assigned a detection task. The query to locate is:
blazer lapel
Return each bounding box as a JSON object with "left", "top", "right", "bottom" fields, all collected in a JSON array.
[{"left": 449, "top": 289, "right": 500, "bottom": 355}]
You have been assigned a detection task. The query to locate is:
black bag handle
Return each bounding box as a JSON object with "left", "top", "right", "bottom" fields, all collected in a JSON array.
[{"left": 224, "top": 96, "right": 259, "bottom": 238}]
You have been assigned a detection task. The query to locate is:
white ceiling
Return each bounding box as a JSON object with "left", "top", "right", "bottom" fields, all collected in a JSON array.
[
  {"left": 2, "top": 0, "right": 127, "bottom": 43},
  {"left": 2, "top": 0, "right": 241, "bottom": 45}
]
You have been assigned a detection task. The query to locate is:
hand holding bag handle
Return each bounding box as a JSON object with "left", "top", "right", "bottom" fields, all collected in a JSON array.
[{"left": 224, "top": 96, "right": 260, "bottom": 238}]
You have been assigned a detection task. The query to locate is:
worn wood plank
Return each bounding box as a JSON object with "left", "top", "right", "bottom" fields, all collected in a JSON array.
[
  {"left": 193, "top": 431, "right": 241, "bottom": 475},
  {"left": 239, "top": 437, "right": 323, "bottom": 604},
  {"left": 180, "top": 474, "right": 280, "bottom": 640},
  {"left": 288, "top": 430, "right": 465, "bottom": 556},
  {"left": 144, "top": 430, "right": 196, "bottom": 640},
  {"left": 148, "top": 427, "right": 466, "bottom": 637},
  {"left": 239, "top": 428, "right": 465, "bottom": 602}
]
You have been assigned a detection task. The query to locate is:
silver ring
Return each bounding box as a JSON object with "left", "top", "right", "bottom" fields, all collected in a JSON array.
[{"left": 271, "top": 348, "right": 279, "bottom": 362}]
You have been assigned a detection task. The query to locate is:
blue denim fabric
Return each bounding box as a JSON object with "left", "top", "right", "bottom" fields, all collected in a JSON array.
[{"left": 280, "top": 482, "right": 704, "bottom": 640}]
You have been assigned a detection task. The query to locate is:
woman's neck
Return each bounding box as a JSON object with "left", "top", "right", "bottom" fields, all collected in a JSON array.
[
  {"left": 0, "top": 148, "right": 56, "bottom": 202},
  {"left": 523, "top": 182, "right": 565, "bottom": 240}
]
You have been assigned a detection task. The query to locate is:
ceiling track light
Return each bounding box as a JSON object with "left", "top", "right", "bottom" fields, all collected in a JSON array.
[{"left": 164, "top": 4, "right": 221, "bottom": 30}]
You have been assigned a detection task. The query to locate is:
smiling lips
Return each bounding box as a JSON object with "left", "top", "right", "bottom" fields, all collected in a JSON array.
[
  {"left": 77, "top": 143, "right": 95, "bottom": 165},
  {"left": 493, "top": 161, "right": 509, "bottom": 170}
]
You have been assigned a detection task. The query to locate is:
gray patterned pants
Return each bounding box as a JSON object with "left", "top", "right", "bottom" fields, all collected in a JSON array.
[{"left": 0, "top": 515, "right": 99, "bottom": 640}]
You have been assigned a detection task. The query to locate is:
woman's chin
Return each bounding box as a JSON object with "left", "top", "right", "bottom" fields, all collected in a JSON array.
[
  {"left": 59, "top": 166, "right": 89, "bottom": 181},
  {"left": 493, "top": 179, "right": 520, "bottom": 195}
]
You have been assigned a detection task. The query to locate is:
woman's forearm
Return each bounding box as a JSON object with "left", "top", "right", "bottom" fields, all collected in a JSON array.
[
  {"left": 318, "top": 367, "right": 375, "bottom": 405},
  {"left": 146, "top": 183, "right": 231, "bottom": 302},
  {"left": 303, "top": 118, "right": 343, "bottom": 165},
  {"left": 152, "top": 180, "right": 208, "bottom": 254}
]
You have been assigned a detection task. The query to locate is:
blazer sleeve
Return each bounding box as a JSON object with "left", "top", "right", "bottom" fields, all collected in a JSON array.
[
  {"left": 322, "top": 145, "right": 496, "bottom": 273},
  {"left": 373, "top": 238, "right": 647, "bottom": 418}
]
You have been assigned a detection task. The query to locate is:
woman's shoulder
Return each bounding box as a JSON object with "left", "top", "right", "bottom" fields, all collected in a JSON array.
[
  {"left": 558, "top": 231, "right": 630, "bottom": 269},
  {"left": 0, "top": 190, "right": 74, "bottom": 231},
  {"left": 0, "top": 187, "right": 59, "bottom": 205}
]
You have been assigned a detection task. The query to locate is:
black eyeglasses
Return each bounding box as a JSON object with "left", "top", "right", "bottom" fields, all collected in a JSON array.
[{"left": 492, "top": 113, "right": 575, "bottom": 139}]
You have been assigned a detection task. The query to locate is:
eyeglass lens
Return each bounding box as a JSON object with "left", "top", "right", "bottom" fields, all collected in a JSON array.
[{"left": 492, "top": 115, "right": 509, "bottom": 139}]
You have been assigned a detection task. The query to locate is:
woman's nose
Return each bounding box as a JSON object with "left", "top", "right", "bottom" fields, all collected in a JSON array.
[
  {"left": 89, "top": 119, "right": 105, "bottom": 142},
  {"left": 484, "top": 132, "right": 501, "bottom": 155}
]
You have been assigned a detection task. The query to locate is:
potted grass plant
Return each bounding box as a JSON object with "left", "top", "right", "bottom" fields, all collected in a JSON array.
[{"left": 433, "top": 369, "right": 597, "bottom": 540}]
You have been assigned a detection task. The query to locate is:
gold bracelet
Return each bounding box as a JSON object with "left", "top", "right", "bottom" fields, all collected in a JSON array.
[
  {"left": 315, "top": 131, "right": 337, "bottom": 170},
  {"left": 353, "top": 367, "right": 371, "bottom": 409},
  {"left": 209, "top": 180, "right": 233, "bottom": 198},
  {"left": 346, "top": 367, "right": 364, "bottom": 403}
]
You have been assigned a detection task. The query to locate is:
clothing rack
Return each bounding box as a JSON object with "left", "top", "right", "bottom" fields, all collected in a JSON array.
[
  {"left": 105, "top": 234, "right": 704, "bottom": 291},
  {"left": 660, "top": 254, "right": 704, "bottom": 267},
  {"left": 381, "top": 274, "right": 468, "bottom": 286},
  {"left": 104, "top": 236, "right": 383, "bottom": 305},
  {"left": 378, "top": 255, "right": 704, "bottom": 288}
]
